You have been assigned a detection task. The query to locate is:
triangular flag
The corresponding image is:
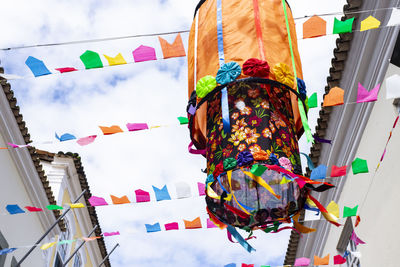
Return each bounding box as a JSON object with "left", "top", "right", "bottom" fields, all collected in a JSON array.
[
  {"left": 165, "top": 222, "right": 179, "bottom": 231},
  {"left": 88, "top": 196, "right": 108, "bottom": 206},
  {"left": 242, "top": 264, "right": 254, "bottom": 267},
  {"left": 25, "top": 206, "right": 43, "bottom": 212},
  {"left": 25, "top": 56, "right": 51, "bottom": 77},
  {"left": 55, "top": 67, "right": 78, "bottom": 73},
  {"left": 40, "top": 242, "right": 57, "bottom": 250},
  {"left": 388, "top": 8, "right": 400, "bottom": 26},
  {"left": 6, "top": 205, "right": 25, "bottom": 215},
  {"left": 250, "top": 164, "right": 267, "bottom": 177},
  {"left": 351, "top": 158, "right": 369, "bottom": 174},
  {"left": 314, "top": 254, "right": 329, "bottom": 265},
  {"left": 331, "top": 165, "right": 347, "bottom": 177},
  {"left": 207, "top": 218, "right": 217, "bottom": 228},
  {"left": 77, "top": 135, "right": 97, "bottom": 146},
  {"left": 224, "top": 264, "right": 236, "bottom": 267},
  {"left": 323, "top": 87, "right": 344, "bottom": 107},
  {"left": 385, "top": 74, "right": 400, "bottom": 99},
  {"left": 343, "top": 205, "right": 358, "bottom": 217},
  {"left": 360, "top": 15, "right": 381, "bottom": 32},
  {"left": 69, "top": 203, "right": 85, "bottom": 208},
  {"left": 80, "top": 50, "right": 103, "bottom": 69},
  {"left": 103, "top": 231, "right": 120, "bottom": 237},
  {"left": 103, "top": 53, "right": 127, "bottom": 66},
  {"left": 310, "top": 165, "right": 327, "bottom": 180},
  {"left": 333, "top": 17, "right": 355, "bottom": 34},
  {"left": 184, "top": 217, "right": 202, "bottom": 229},
  {"left": 175, "top": 182, "right": 191, "bottom": 199},
  {"left": 308, "top": 92, "right": 318, "bottom": 108},
  {"left": 197, "top": 182, "right": 206, "bottom": 196},
  {"left": 280, "top": 176, "right": 291, "bottom": 184},
  {"left": 145, "top": 222, "right": 161, "bottom": 233},
  {"left": 46, "top": 205, "right": 63, "bottom": 210},
  {"left": 55, "top": 132, "right": 76, "bottom": 142},
  {"left": 0, "top": 248, "right": 17, "bottom": 255},
  {"left": 294, "top": 257, "right": 311, "bottom": 266},
  {"left": 126, "top": 123, "right": 149, "bottom": 131},
  {"left": 82, "top": 236, "right": 101, "bottom": 242},
  {"left": 303, "top": 16, "right": 327, "bottom": 39},
  {"left": 356, "top": 83, "right": 380, "bottom": 103},
  {"left": 177, "top": 116, "right": 189, "bottom": 125},
  {"left": 110, "top": 195, "right": 131, "bottom": 205},
  {"left": 132, "top": 45, "right": 157, "bottom": 62},
  {"left": 58, "top": 239, "right": 75, "bottom": 245},
  {"left": 135, "top": 189, "right": 151, "bottom": 202},
  {"left": 326, "top": 201, "right": 339, "bottom": 219},
  {"left": 333, "top": 255, "right": 347, "bottom": 264},
  {"left": 351, "top": 230, "right": 366, "bottom": 246},
  {"left": 152, "top": 185, "right": 171, "bottom": 201},
  {"left": 158, "top": 33, "right": 186, "bottom": 59},
  {"left": 99, "top": 125, "right": 123, "bottom": 135}
]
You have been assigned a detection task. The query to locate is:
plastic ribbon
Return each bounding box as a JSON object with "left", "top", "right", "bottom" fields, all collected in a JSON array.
[
  {"left": 304, "top": 203, "right": 320, "bottom": 215},
  {"left": 241, "top": 169, "right": 281, "bottom": 199},
  {"left": 313, "top": 134, "right": 332, "bottom": 144},
  {"left": 188, "top": 141, "right": 206, "bottom": 155},
  {"left": 281, "top": 0, "right": 314, "bottom": 143},
  {"left": 216, "top": 0, "right": 230, "bottom": 134},
  {"left": 227, "top": 170, "right": 252, "bottom": 215},
  {"left": 252, "top": 0, "right": 266, "bottom": 60},
  {"left": 207, "top": 183, "right": 220, "bottom": 199},
  {"left": 227, "top": 225, "right": 256, "bottom": 253},
  {"left": 376, "top": 113, "right": 399, "bottom": 171},
  {"left": 307, "top": 194, "right": 341, "bottom": 227},
  {"left": 227, "top": 228, "right": 256, "bottom": 243},
  {"left": 237, "top": 151, "right": 254, "bottom": 167},
  {"left": 206, "top": 207, "right": 227, "bottom": 229},
  {"left": 292, "top": 213, "right": 316, "bottom": 233},
  {"left": 224, "top": 203, "right": 250, "bottom": 219},
  {"left": 300, "top": 152, "right": 315, "bottom": 170}
]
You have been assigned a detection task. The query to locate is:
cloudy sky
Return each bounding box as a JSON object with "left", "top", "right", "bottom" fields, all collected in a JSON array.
[{"left": 0, "top": 0, "right": 345, "bottom": 266}]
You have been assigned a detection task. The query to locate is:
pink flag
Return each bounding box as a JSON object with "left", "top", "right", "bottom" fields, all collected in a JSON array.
[
  {"left": 295, "top": 178, "right": 306, "bottom": 188},
  {"left": 351, "top": 230, "right": 366, "bottom": 246},
  {"left": 8, "top": 142, "right": 29, "bottom": 148},
  {"left": 126, "top": 123, "right": 149, "bottom": 132},
  {"left": 165, "top": 222, "right": 179, "bottom": 231},
  {"left": 333, "top": 255, "right": 346, "bottom": 264},
  {"left": 55, "top": 67, "right": 78, "bottom": 73},
  {"left": 206, "top": 218, "right": 217, "bottom": 228},
  {"left": 356, "top": 83, "right": 380, "bottom": 103},
  {"left": 88, "top": 196, "right": 108, "bottom": 206},
  {"left": 135, "top": 189, "right": 150, "bottom": 202},
  {"left": 103, "top": 231, "right": 120, "bottom": 237},
  {"left": 77, "top": 135, "right": 97, "bottom": 146},
  {"left": 197, "top": 182, "right": 206, "bottom": 196},
  {"left": 294, "top": 257, "right": 311, "bottom": 266},
  {"left": 331, "top": 165, "right": 347, "bottom": 177},
  {"left": 132, "top": 45, "right": 157, "bottom": 62}
]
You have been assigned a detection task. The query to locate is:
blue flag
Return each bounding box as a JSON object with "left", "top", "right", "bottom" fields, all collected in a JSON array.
[
  {"left": 6, "top": 204, "right": 25, "bottom": 215},
  {"left": 55, "top": 132, "right": 76, "bottom": 142},
  {"left": 310, "top": 165, "right": 327, "bottom": 180},
  {"left": 145, "top": 223, "right": 161, "bottom": 233},
  {"left": 0, "top": 248, "right": 17, "bottom": 255},
  {"left": 152, "top": 185, "right": 171, "bottom": 201},
  {"left": 25, "top": 56, "right": 51, "bottom": 77}
]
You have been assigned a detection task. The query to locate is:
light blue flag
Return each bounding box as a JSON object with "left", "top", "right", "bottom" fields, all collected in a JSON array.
[
  {"left": 6, "top": 204, "right": 25, "bottom": 215},
  {"left": 145, "top": 223, "right": 161, "bottom": 233},
  {"left": 25, "top": 56, "right": 51, "bottom": 77},
  {"left": 152, "top": 185, "right": 171, "bottom": 201},
  {"left": 224, "top": 264, "right": 236, "bottom": 267},
  {"left": 310, "top": 165, "right": 328, "bottom": 180},
  {"left": 55, "top": 132, "right": 76, "bottom": 142}
]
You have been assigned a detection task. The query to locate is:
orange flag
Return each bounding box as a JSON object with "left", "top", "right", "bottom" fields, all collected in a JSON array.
[
  {"left": 183, "top": 217, "right": 202, "bottom": 229},
  {"left": 158, "top": 33, "right": 186, "bottom": 59},
  {"left": 323, "top": 87, "right": 344, "bottom": 107},
  {"left": 99, "top": 125, "right": 123, "bottom": 135},
  {"left": 314, "top": 254, "right": 329, "bottom": 265},
  {"left": 110, "top": 195, "right": 131, "bottom": 204},
  {"left": 303, "top": 15, "right": 327, "bottom": 39},
  {"left": 82, "top": 236, "right": 101, "bottom": 242}
]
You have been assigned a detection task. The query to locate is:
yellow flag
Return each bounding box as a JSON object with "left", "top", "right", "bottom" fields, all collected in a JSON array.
[
  {"left": 69, "top": 203, "right": 85, "bottom": 209},
  {"left": 360, "top": 16, "right": 381, "bottom": 32},
  {"left": 103, "top": 53, "right": 127, "bottom": 66},
  {"left": 326, "top": 200, "right": 339, "bottom": 220},
  {"left": 280, "top": 176, "right": 291, "bottom": 185},
  {"left": 40, "top": 242, "right": 57, "bottom": 250}
]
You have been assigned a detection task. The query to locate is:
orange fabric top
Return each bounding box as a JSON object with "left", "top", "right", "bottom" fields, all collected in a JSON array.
[{"left": 187, "top": 0, "right": 304, "bottom": 148}]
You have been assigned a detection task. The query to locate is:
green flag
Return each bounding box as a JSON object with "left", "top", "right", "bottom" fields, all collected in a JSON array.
[
  {"left": 352, "top": 158, "right": 369, "bottom": 174},
  {"left": 177, "top": 116, "right": 189, "bottom": 125},
  {"left": 333, "top": 17, "right": 355, "bottom": 34},
  {"left": 80, "top": 50, "right": 103, "bottom": 69},
  {"left": 46, "top": 205, "right": 63, "bottom": 210},
  {"left": 343, "top": 205, "right": 358, "bottom": 218},
  {"left": 250, "top": 164, "right": 268, "bottom": 177},
  {"left": 308, "top": 92, "right": 318, "bottom": 108}
]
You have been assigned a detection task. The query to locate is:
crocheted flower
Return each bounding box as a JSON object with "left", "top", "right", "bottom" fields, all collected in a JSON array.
[
  {"left": 237, "top": 151, "right": 254, "bottom": 167},
  {"left": 206, "top": 174, "right": 215, "bottom": 185},
  {"left": 297, "top": 78, "right": 307, "bottom": 101},
  {"left": 223, "top": 157, "right": 237, "bottom": 171},
  {"left": 196, "top": 75, "right": 217, "bottom": 98},
  {"left": 253, "top": 150, "right": 269, "bottom": 161},
  {"left": 278, "top": 157, "right": 292, "bottom": 171},
  {"left": 216, "top": 62, "right": 242, "bottom": 85},
  {"left": 213, "top": 162, "right": 224, "bottom": 178},
  {"left": 269, "top": 153, "right": 280, "bottom": 166},
  {"left": 242, "top": 58, "right": 270, "bottom": 78},
  {"left": 272, "top": 63, "right": 294, "bottom": 88}
]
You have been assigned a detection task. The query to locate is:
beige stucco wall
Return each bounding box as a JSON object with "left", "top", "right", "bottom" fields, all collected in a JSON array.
[{"left": 321, "top": 63, "right": 400, "bottom": 266}]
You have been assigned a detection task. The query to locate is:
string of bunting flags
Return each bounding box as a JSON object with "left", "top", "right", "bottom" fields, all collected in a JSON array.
[{"left": 1, "top": 8, "right": 400, "bottom": 80}]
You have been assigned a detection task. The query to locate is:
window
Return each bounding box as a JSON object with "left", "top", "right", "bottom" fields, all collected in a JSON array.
[
  {"left": 54, "top": 253, "right": 63, "bottom": 267},
  {"left": 345, "top": 240, "right": 361, "bottom": 267},
  {"left": 73, "top": 253, "right": 82, "bottom": 267},
  {"left": 391, "top": 32, "right": 400, "bottom": 68}
]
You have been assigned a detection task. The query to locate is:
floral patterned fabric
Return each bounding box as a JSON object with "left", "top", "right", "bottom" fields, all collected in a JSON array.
[{"left": 205, "top": 80, "right": 305, "bottom": 228}]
